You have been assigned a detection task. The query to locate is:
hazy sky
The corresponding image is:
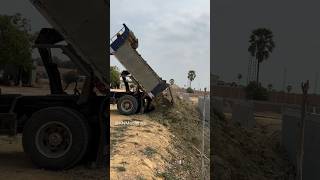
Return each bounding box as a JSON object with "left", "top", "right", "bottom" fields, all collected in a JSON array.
[
  {"left": 0, "top": 1, "right": 210, "bottom": 90},
  {"left": 213, "top": 0, "right": 320, "bottom": 93},
  {"left": 111, "top": 0, "right": 210, "bottom": 90}
]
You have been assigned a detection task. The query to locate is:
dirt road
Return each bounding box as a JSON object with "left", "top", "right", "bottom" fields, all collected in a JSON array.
[{"left": 0, "top": 136, "right": 106, "bottom": 180}]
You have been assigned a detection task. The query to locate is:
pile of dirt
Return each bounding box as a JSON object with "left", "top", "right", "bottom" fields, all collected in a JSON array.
[
  {"left": 109, "top": 89, "right": 209, "bottom": 179},
  {"left": 212, "top": 107, "right": 295, "bottom": 180},
  {"left": 148, "top": 91, "right": 210, "bottom": 179}
]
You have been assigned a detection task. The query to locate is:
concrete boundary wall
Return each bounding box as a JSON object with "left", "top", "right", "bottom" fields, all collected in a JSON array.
[
  {"left": 282, "top": 109, "right": 320, "bottom": 180},
  {"left": 213, "top": 96, "right": 320, "bottom": 114},
  {"left": 231, "top": 100, "right": 255, "bottom": 128}
]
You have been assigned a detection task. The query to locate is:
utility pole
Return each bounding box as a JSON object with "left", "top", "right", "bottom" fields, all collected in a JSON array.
[
  {"left": 296, "top": 80, "right": 309, "bottom": 180},
  {"left": 314, "top": 72, "right": 318, "bottom": 94},
  {"left": 201, "top": 94, "right": 206, "bottom": 180}
]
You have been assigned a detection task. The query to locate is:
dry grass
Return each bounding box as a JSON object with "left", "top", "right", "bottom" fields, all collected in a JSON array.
[
  {"left": 212, "top": 107, "right": 295, "bottom": 180},
  {"left": 110, "top": 89, "right": 210, "bottom": 179}
]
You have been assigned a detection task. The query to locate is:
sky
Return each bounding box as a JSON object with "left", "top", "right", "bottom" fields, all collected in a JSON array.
[
  {"left": 111, "top": 0, "right": 210, "bottom": 90},
  {"left": 0, "top": 0, "right": 210, "bottom": 90},
  {"left": 213, "top": 0, "right": 320, "bottom": 93}
]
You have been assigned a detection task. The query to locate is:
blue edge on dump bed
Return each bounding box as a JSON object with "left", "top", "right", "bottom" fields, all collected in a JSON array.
[
  {"left": 110, "top": 24, "right": 130, "bottom": 52},
  {"left": 110, "top": 24, "right": 168, "bottom": 97}
]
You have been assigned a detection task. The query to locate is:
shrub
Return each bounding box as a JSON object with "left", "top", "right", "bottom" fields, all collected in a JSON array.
[
  {"left": 186, "top": 87, "right": 194, "bottom": 93},
  {"left": 245, "top": 82, "right": 269, "bottom": 101}
]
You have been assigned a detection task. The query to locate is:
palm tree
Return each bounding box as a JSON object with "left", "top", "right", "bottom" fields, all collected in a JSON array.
[
  {"left": 268, "top": 83, "right": 273, "bottom": 91},
  {"left": 287, "top": 85, "right": 292, "bottom": 93},
  {"left": 187, "top": 70, "right": 196, "bottom": 88},
  {"left": 169, "top": 79, "right": 174, "bottom": 85},
  {"left": 248, "top": 28, "right": 275, "bottom": 84},
  {"left": 237, "top": 73, "right": 243, "bottom": 85}
]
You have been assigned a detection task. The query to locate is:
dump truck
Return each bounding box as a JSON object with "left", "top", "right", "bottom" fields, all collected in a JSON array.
[
  {"left": 110, "top": 24, "right": 170, "bottom": 115},
  {"left": 0, "top": 0, "right": 170, "bottom": 170},
  {"left": 0, "top": 0, "right": 109, "bottom": 170}
]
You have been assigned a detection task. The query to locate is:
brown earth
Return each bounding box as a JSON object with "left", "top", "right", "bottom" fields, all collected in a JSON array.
[
  {"left": 213, "top": 108, "right": 295, "bottom": 180},
  {"left": 0, "top": 135, "right": 106, "bottom": 180},
  {"left": 110, "top": 90, "right": 210, "bottom": 179},
  {"left": 0, "top": 85, "right": 209, "bottom": 179}
]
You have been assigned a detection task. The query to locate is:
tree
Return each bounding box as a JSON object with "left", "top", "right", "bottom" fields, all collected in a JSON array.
[
  {"left": 187, "top": 70, "right": 196, "bottom": 88},
  {"left": 268, "top": 83, "right": 273, "bottom": 91},
  {"left": 0, "top": 13, "right": 33, "bottom": 85},
  {"left": 110, "top": 66, "right": 120, "bottom": 89},
  {"left": 169, "top": 79, "right": 174, "bottom": 85},
  {"left": 237, "top": 73, "right": 243, "bottom": 85},
  {"left": 286, "top": 85, "right": 292, "bottom": 93},
  {"left": 186, "top": 87, "right": 194, "bottom": 93},
  {"left": 245, "top": 81, "right": 269, "bottom": 101},
  {"left": 248, "top": 28, "right": 275, "bottom": 84}
]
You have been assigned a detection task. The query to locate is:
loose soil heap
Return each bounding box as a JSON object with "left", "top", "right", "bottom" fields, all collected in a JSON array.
[
  {"left": 212, "top": 106, "right": 295, "bottom": 180},
  {"left": 148, "top": 92, "right": 210, "bottom": 179},
  {"left": 110, "top": 89, "right": 210, "bottom": 179}
]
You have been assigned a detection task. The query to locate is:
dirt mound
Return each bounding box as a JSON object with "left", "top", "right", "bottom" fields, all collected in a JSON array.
[
  {"left": 148, "top": 91, "right": 210, "bottom": 179},
  {"left": 212, "top": 107, "right": 295, "bottom": 180},
  {"left": 110, "top": 89, "right": 209, "bottom": 179}
]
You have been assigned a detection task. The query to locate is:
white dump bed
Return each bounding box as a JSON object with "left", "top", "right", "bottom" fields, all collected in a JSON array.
[
  {"left": 29, "top": 0, "right": 108, "bottom": 84},
  {"left": 110, "top": 25, "right": 168, "bottom": 97}
]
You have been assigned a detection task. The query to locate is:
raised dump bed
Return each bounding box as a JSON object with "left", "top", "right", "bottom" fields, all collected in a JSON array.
[
  {"left": 110, "top": 24, "right": 168, "bottom": 98},
  {"left": 29, "top": 0, "right": 108, "bottom": 84}
]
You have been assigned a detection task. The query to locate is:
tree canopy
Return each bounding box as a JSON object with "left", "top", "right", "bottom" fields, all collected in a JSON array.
[
  {"left": 187, "top": 70, "right": 196, "bottom": 88},
  {"left": 248, "top": 28, "right": 275, "bottom": 84},
  {"left": 110, "top": 66, "right": 120, "bottom": 88},
  {"left": 0, "top": 13, "right": 33, "bottom": 71}
]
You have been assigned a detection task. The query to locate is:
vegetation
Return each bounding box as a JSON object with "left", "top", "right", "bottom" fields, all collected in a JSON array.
[
  {"left": 237, "top": 73, "right": 242, "bottom": 85},
  {"left": 245, "top": 82, "right": 269, "bottom": 101},
  {"left": 187, "top": 70, "right": 196, "bottom": 88},
  {"left": 143, "top": 146, "right": 157, "bottom": 158},
  {"left": 110, "top": 66, "right": 120, "bottom": 88},
  {"left": 186, "top": 87, "right": 194, "bottom": 93},
  {"left": 0, "top": 13, "right": 34, "bottom": 85},
  {"left": 248, "top": 28, "right": 275, "bottom": 84},
  {"left": 169, "top": 78, "right": 174, "bottom": 85}
]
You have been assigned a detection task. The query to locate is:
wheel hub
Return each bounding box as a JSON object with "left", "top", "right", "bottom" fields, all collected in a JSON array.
[
  {"left": 36, "top": 121, "right": 73, "bottom": 158},
  {"left": 122, "top": 100, "right": 133, "bottom": 111},
  {"left": 48, "top": 133, "right": 63, "bottom": 146}
]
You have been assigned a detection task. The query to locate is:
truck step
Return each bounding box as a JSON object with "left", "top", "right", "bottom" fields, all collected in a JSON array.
[{"left": 0, "top": 113, "right": 17, "bottom": 136}]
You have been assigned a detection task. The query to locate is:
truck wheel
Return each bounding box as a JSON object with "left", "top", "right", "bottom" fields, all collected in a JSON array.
[
  {"left": 117, "top": 95, "right": 138, "bottom": 115},
  {"left": 22, "top": 107, "right": 90, "bottom": 170}
]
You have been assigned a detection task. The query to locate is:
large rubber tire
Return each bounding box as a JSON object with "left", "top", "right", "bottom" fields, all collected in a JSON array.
[
  {"left": 117, "top": 95, "right": 139, "bottom": 115},
  {"left": 22, "top": 107, "right": 90, "bottom": 170}
]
